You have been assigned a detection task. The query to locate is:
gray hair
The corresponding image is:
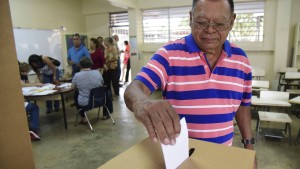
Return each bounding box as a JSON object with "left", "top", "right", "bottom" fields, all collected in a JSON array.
[{"left": 192, "top": 0, "right": 234, "bottom": 13}]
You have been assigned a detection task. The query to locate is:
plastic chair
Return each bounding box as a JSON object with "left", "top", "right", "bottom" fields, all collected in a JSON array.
[
  {"left": 75, "top": 86, "right": 115, "bottom": 131},
  {"left": 252, "top": 68, "right": 265, "bottom": 80}
]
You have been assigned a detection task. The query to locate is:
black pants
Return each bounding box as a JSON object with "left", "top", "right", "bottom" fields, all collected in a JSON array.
[
  {"left": 125, "top": 58, "right": 131, "bottom": 82},
  {"left": 103, "top": 69, "right": 119, "bottom": 95}
]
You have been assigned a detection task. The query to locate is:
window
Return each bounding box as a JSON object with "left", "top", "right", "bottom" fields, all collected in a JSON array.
[
  {"left": 143, "top": 7, "right": 191, "bottom": 43},
  {"left": 142, "top": 1, "right": 265, "bottom": 43},
  {"left": 229, "top": 2, "right": 265, "bottom": 42},
  {"left": 109, "top": 12, "right": 129, "bottom": 49}
]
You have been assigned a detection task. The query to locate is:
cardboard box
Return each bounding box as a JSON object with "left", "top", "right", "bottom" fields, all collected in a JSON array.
[{"left": 98, "top": 138, "right": 255, "bottom": 169}]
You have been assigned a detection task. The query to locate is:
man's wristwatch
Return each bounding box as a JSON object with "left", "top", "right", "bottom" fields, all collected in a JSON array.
[{"left": 241, "top": 138, "right": 255, "bottom": 145}]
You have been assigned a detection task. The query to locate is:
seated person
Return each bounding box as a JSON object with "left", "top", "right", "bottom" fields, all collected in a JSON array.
[
  {"left": 71, "top": 57, "right": 113, "bottom": 124},
  {"left": 25, "top": 102, "right": 41, "bottom": 141},
  {"left": 19, "top": 62, "right": 42, "bottom": 141}
]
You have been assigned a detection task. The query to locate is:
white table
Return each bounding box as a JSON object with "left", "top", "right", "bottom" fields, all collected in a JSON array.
[{"left": 256, "top": 111, "right": 292, "bottom": 144}]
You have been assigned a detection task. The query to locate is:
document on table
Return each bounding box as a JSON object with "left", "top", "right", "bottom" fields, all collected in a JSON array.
[
  {"left": 40, "top": 84, "right": 56, "bottom": 90},
  {"left": 57, "top": 83, "right": 72, "bottom": 88},
  {"left": 32, "top": 90, "right": 57, "bottom": 95},
  {"left": 22, "top": 87, "right": 39, "bottom": 93},
  {"left": 161, "top": 117, "right": 189, "bottom": 169}
]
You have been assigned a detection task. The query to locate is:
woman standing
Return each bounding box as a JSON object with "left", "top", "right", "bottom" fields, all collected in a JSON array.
[
  {"left": 28, "top": 54, "right": 60, "bottom": 113},
  {"left": 89, "top": 38, "right": 105, "bottom": 73},
  {"left": 102, "top": 37, "right": 119, "bottom": 96},
  {"left": 120, "top": 40, "right": 130, "bottom": 83}
]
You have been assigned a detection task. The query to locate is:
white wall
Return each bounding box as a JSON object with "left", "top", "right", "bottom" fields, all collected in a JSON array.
[
  {"left": 85, "top": 13, "right": 110, "bottom": 38},
  {"left": 9, "top": 0, "right": 86, "bottom": 32}
]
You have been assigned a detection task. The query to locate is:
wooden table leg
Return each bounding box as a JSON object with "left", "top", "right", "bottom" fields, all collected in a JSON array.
[{"left": 61, "top": 93, "right": 68, "bottom": 129}]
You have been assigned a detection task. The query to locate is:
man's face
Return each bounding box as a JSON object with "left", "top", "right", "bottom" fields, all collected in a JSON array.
[
  {"left": 113, "top": 35, "right": 119, "bottom": 42},
  {"left": 190, "top": 0, "right": 235, "bottom": 54},
  {"left": 73, "top": 36, "right": 81, "bottom": 47}
]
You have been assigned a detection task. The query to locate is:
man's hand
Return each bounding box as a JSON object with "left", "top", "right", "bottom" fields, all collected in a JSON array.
[
  {"left": 132, "top": 99, "right": 181, "bottom": 145},
  {"left": 68, "top": 60, "right": 75, "bottom": 65},
  {"left": 53, "top": 79, "right": 60, "bottom": 85}
]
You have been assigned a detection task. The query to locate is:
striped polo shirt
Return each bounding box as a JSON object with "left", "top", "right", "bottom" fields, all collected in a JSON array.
[{"left": 135, "top": 34, "right": 252, "bottom": 146}]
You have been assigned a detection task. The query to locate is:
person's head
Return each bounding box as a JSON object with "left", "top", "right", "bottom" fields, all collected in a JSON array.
[
  {"left": 190, "top": 0, "right": 236, "bottom": 53},
  {"left": 28, "top": 54, "right": 43, "bottom": 69},
  {"left": 90, "top": 38, "right": 100, "bottom": 49},
  {"left": 103, "top": 37, "right": 114, "bottom": 48},
  {"left": 72, "top": 33, "right": 81, "bottom": 48},
  {"left": 79, "top": 57, "right": 93, "bottom": 69},
  {"left": 113, "top": 35, "right": 119, "bottom": 42},
  {"left": 124, "top": 40, "right": 129, "bottom": 45},
  {"left": 97, "top": 36, "right": 103, "bottom": 44},
  {"left": 19, "top": 62, "right": 31, "bottom": 75}
]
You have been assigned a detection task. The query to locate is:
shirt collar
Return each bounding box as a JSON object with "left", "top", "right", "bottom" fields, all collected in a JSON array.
[
  {"left": 185, "top": 34, "right": 232, "bottom": 58},
  {"left": 74, "top": 44, "right": 84, "bottom": 51}
]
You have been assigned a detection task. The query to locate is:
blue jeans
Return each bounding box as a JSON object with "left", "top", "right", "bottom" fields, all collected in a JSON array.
[
  {"left": 26, "top": 103, "right": 39, "bottom": 131},
  {"left": 43, "top": 72, "right": 60, "bottom": 111}
]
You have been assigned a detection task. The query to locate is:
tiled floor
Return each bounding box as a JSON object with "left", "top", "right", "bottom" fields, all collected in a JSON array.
[{"left": 32, "top": 85, "right": 300, "bottom": 169}]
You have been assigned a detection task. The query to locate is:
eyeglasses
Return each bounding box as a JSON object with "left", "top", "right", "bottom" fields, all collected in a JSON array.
[{"left": 192, "top": 14, "right": 234, "bottom": 31}]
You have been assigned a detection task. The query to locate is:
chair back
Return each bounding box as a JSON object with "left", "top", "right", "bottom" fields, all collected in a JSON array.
[
  {"left": 279, "top": 67, "right": 298, "bottom": 73},
  {"left": 252, "top": 80, "right": 269, "bottom": 89},
  {"left": 285, "top": 72, "right": 300, "bottom": 79},
  {"left": 88, "top": 86, "right": 106, "bottom": 109},
  {"left": 252, "top": 68, "right": 265, "bottom": 77}
]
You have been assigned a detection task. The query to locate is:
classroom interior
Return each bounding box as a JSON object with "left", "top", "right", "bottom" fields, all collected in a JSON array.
[{"left": 1, "top": 0, "right": 300, "bottom": 169}]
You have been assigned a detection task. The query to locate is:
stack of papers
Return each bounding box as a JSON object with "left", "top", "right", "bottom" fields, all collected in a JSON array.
[{"left": 22, "top": 84, "right": 57, "bottom": 96}]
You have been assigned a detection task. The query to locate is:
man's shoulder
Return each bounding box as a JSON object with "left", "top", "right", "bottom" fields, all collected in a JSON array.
[
  {"left": 226, "top": 41, "right": 248, "bottom": 58},
  {"left": 162, "top": 37, "right": 188, "bottom": 51}
]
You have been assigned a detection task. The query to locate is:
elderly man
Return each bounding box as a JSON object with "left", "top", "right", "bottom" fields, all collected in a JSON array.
[
  {"left": 67, "top": 33, "right": 90, "bottom": 76},
  {"left": 113, "top": 34, "right": 122, "bottom": 87},
  {"left": 124, "top": 0, "right": 256, "bottom": 167}
]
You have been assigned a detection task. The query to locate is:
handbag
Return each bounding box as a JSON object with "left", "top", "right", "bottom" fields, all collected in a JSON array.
[{"left": 48, "top": 57, "right": 61, "bottom": 66}]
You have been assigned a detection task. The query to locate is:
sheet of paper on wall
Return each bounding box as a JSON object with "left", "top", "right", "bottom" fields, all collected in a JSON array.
[{"left": 161, "top": 117, "right": 189, "bottom": 169}]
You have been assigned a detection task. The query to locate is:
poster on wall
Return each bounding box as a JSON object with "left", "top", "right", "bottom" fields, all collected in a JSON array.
[{"left": 129, "top": 36, "right": 137, "bottom": 56}]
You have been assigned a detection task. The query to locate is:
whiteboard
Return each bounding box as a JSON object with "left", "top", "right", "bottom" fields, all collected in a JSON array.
[{"left": 13, "top": 28, "right": 62, "bottom": 68}]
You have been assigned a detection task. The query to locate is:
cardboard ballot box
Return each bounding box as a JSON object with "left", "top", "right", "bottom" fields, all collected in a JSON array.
[{"left": 98, "top": 138, "right": 255, "bottom": 169}]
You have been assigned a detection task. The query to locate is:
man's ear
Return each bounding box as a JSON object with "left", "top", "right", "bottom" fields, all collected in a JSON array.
[
  {"left": 189, "top": 11, "right": 193, "bottom": 27},
  {"left": 229, "top": 13, "right": 236, "bottom": 30}
]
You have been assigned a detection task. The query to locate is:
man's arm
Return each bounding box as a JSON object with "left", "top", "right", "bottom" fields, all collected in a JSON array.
[
  {"left": 236, "top": 105, "right": 258, "bottom": 169},
  {"left": 67, "top": 50, "right": 75, "bottom": 65},
  {"left": 235, "top": 106, "right": 253, "bottom": 149},
  {"left": 124, "top": 80, "right": 181, "bottom": 145}
]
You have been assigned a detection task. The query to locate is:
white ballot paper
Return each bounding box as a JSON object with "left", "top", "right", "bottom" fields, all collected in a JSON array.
[{"left": 161, "top": 117, "right": 189, "bottom": 169}]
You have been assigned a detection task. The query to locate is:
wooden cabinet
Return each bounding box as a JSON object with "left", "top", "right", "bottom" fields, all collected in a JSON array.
[{"left": 293, "top": 23, "right": 300, "bottom": 67}]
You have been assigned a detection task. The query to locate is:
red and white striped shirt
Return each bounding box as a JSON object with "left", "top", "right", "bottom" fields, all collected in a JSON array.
[{"left": 135, "top": 34, "right": 252, "bottom": 146}]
